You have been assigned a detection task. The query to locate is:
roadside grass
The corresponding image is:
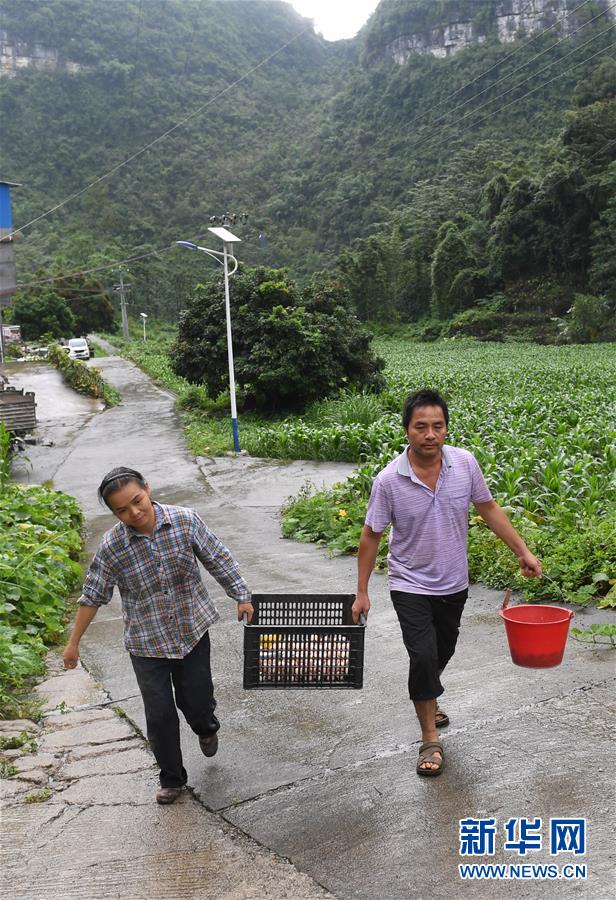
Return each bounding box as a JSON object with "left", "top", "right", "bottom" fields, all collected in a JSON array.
[{"left": 24, "top": 788, "right": 52, "bottom": 803}]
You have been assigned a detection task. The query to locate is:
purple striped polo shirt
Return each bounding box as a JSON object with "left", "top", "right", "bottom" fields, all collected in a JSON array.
[{"left": 365, "top": 444, "right": 492, "bottom": 595}]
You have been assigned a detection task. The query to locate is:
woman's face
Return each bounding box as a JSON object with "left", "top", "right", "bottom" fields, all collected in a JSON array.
[{"left": 107, "top": 480, "right": 155, "bottom": 534}]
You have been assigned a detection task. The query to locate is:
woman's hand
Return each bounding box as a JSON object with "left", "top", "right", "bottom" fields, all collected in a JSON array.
[
  {"left": 238, "top": 601, "right": 254, "bottom": 623},
  {"left": 63, "top": 641, "right": 80, "bottom": 669}
]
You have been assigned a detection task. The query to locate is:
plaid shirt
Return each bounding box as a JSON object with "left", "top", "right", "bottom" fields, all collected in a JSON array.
[{"left": 78, "top": 502, "right": 250, "bottom": 659}]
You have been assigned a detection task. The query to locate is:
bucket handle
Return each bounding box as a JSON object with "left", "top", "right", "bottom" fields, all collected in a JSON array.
[
  {"left": 502, "top": 588, "right": 513, "bottom": 610},
  {"left": 501, "top": 587, "right": 574, "bottom": 619}
]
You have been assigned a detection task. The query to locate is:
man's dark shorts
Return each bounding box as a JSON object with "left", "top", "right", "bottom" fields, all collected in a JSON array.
[{"left": 390, "top": 588, "right": 468, "bottom": 701}]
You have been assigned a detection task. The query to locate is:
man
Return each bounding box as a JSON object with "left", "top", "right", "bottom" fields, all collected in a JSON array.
[
  {"left": 64, "top": 466, "right": 253, "bottom": 804},
  {"left": 353, "top": 390, "right": 541, "bottom": 776}
]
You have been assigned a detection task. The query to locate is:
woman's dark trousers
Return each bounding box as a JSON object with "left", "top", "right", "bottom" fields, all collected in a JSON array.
[{"left": 130, "top": 631, "right": 220, "bottom": 788}]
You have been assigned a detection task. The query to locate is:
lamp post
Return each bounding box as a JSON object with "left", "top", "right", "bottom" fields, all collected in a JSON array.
[
  {"left": 140, "top": 312, "right": 147, "bottom": 342},
  {"left": 176, "top": 225, "right": 242, "bottom": 452}
]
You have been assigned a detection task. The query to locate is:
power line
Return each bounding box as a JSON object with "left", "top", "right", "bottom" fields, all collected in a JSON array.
[
  {"left": 7, "top": 23, "right": 311, "bottom": 241},
  {"left": 8, "top": 226, "right": 220, "bottom": 295},
  {"left": 8, "top": 246, "right": 172, "bottom": 296},
  {"left": 405, "top": 0, "right": 598, "bottom": 129},
  {"left": 259, "top": 1, "right": 613, "bottom": 226},
  {"left": 14, "top": 127, "right": 616, "bottom": 296},
  {"left": 422, "top": 38, "right": 616, "bottom": 158},
  {"left": 413, "top": 21, "right": 616, "bottom": 154},
  {"left": 421, "top": 2, "right": 616, "bottom": 134},
  {"left": 9, "top": 5, "right": 614, "bottom": 286}
]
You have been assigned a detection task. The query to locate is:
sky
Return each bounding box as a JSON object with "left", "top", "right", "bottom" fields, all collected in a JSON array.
[{"left": 289, "top": 0, "right": 380, "bottom": 41}]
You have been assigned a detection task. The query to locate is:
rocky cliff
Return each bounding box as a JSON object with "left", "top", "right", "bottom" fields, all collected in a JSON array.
[
  {"left": 0, "top": 29, "right": 84, "bottom": 78},
  {"left": 369, "top": 0, "right": 616, "bottom": 64}
]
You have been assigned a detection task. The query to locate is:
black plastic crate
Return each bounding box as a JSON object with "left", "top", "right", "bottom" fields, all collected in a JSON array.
[{"left": 243, "top": 594, "right": 365, "bottom": 689}]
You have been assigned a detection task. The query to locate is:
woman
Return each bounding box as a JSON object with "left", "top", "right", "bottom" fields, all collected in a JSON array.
[{"left": 64, "top": 466, "right": 253, "bottom": 804}]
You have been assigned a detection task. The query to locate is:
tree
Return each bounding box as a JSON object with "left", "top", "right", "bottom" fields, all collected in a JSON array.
[
  {"left": 10, "top": 290, "right": 75, "bottom": 341},
  {"left": 559, "top": 294, "right": 611, "bottom": 343},
  {"left": 589, "top": 172, "right": 616, "bottom": 302},
  {"left": 66, "top": 291, "right": 116, "bottom": 335},
  {"left": 171, "top": 266, "right": 385, "bottom": 413},
  {"left": 430, "top": 223, "right": 476, "bottom": 318}
]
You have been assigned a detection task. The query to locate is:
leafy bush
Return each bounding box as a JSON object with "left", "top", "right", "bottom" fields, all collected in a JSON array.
[
  {"left": 171, "top": 266, "right": 385, "bottom": 413},
  {"left": 47, "top": 343, "right": 120, "bottom": 406},
  {"left": 0, "top": 484, "right": 82, "bottom": 716},
  {"left": 571, "top": 624, "right": 616, "bottom": 646},
  {"left": 10, "top": 290, "right": 75, "bottom": 341},
  {"left": 557, "top": 293, "right": 614, "bottom": 343}
]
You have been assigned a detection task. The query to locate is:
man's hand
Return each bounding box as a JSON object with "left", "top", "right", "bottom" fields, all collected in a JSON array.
[
  {"left": 238, "top": 601, "right": 254, "bottom": 623},
  {"left": 352, "top": 591, "right": 370, "bottom": 624},
  {"left": 63, "top": 642, "right": 80, "bottom": 670},
  {"left": 517, "top": 551, "right": 542, "bottom": 578}
]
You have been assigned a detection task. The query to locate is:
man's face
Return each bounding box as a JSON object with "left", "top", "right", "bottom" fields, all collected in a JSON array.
[
  {"left": 406, "top": 405, "right": 447, "bottom": 461},
  {"left": 107, "top": 480, "right": 155, "bottom": 534}
]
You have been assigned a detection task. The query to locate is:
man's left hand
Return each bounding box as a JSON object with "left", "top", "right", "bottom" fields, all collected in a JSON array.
[
  {"left": 517, "top": 551, "right": 542, "bottom": 578},
  {"left": 238, "top": 601, "right": 254, "bottom": 623}
]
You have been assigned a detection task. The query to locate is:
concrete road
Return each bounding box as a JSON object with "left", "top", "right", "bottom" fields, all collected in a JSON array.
[{"left": 7, "top": 353, "right": 615, "bottom": 899}]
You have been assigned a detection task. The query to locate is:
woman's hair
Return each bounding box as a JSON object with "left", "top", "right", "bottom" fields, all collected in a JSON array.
[{"left": 98, "top": 467, "right": 147, "bottom": 508}]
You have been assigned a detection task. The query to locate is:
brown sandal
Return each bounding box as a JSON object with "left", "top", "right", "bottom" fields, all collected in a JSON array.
[
  {"left": 417, "top": 741, "right": 444, "bottom": 777},
  {"left": 435, "top": 706, "right": 449, "bottom": 728}
]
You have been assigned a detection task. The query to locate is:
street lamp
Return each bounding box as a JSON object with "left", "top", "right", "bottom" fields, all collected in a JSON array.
[
  {"left": 176, "top": 226, "right": 242, "bottom": 452},
  {"left": 140, "top": 312, "right": 147, "bottom": 342}
]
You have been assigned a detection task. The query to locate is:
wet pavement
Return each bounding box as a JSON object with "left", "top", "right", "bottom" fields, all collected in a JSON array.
[
  {"left": 3, "top": 361, "right": 103, "bottom": 485},
  {"left": 2, "top": 353, "right": 615, "bottom": 898}
]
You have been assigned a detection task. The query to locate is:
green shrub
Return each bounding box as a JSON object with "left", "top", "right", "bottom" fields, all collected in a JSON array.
[
  {"left": 11, "top": 290, "right": 74, "bottom": 341},
  {"left": 47, "top": 343, "right": 120, "bottom": 406},
  {"left": 0, "top": 484, "right": 82, "bottom": 716},
  {"left": 171, "top": 266, "right": 385, "bottom": 413},
  {"left": 558, "top": 293, "right": 614, "bottom": 343}
]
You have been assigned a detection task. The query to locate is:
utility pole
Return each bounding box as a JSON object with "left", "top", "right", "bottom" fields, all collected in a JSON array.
[{"left": 114, "top": 274, "right": 131, "bottom": 340}]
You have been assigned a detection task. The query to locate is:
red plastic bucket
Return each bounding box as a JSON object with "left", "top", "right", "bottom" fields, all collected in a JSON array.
[{"left": 500, "top": 598, "right": 574, "bottom": 668}]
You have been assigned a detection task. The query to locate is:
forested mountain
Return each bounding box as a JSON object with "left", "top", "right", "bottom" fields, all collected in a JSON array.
[{"left": 1, "top": 0, "right": 614, "bottom": 337}]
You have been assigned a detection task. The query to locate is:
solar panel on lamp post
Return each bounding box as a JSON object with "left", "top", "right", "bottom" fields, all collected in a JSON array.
[{"left": 175, "top": 227, "right": 242, "bottom": 452}]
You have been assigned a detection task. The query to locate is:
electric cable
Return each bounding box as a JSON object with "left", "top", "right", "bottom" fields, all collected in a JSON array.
[
  {"left": 409, "top": 0, "right": 599, "bottom": 127},
  {"left": 14, "top": 129, "right": 616, "bottom": 296},
  {"left": 8, "top": 228, "right": 216, "bottom": 295},
  {"left": 8, "top": 6, "right": 614, "bottom": 286},
  {"left": 419, "top": 2, "right": 616, "bottom": 133},
  {"left": 6, "top": 22, "right": 312, "bottom": 241},
  {"left": 420, "top": 38, "right": 616, "bottom": 158}
]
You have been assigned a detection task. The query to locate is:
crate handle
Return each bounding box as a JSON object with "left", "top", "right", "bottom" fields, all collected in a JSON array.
[{"left": 244, "top": 612, "right": 366, "bottom": 625}]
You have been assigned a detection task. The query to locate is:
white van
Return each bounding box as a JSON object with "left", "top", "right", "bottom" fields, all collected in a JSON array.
[{"left": 67, "top": 338, "right": 90, "bottom": 360}]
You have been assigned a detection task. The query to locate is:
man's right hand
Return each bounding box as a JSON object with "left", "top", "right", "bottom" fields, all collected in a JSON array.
[
  {"left": 63, "top": 642, "right": 80, "bottom": 669},
  {"left": 352, "top": 591, "right": 371, "bottom": 624}
]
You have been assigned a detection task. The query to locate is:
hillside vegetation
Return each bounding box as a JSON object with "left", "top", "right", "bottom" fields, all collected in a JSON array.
[{"left": 0, "top": 0, "right": 614, "bottom": 335}]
